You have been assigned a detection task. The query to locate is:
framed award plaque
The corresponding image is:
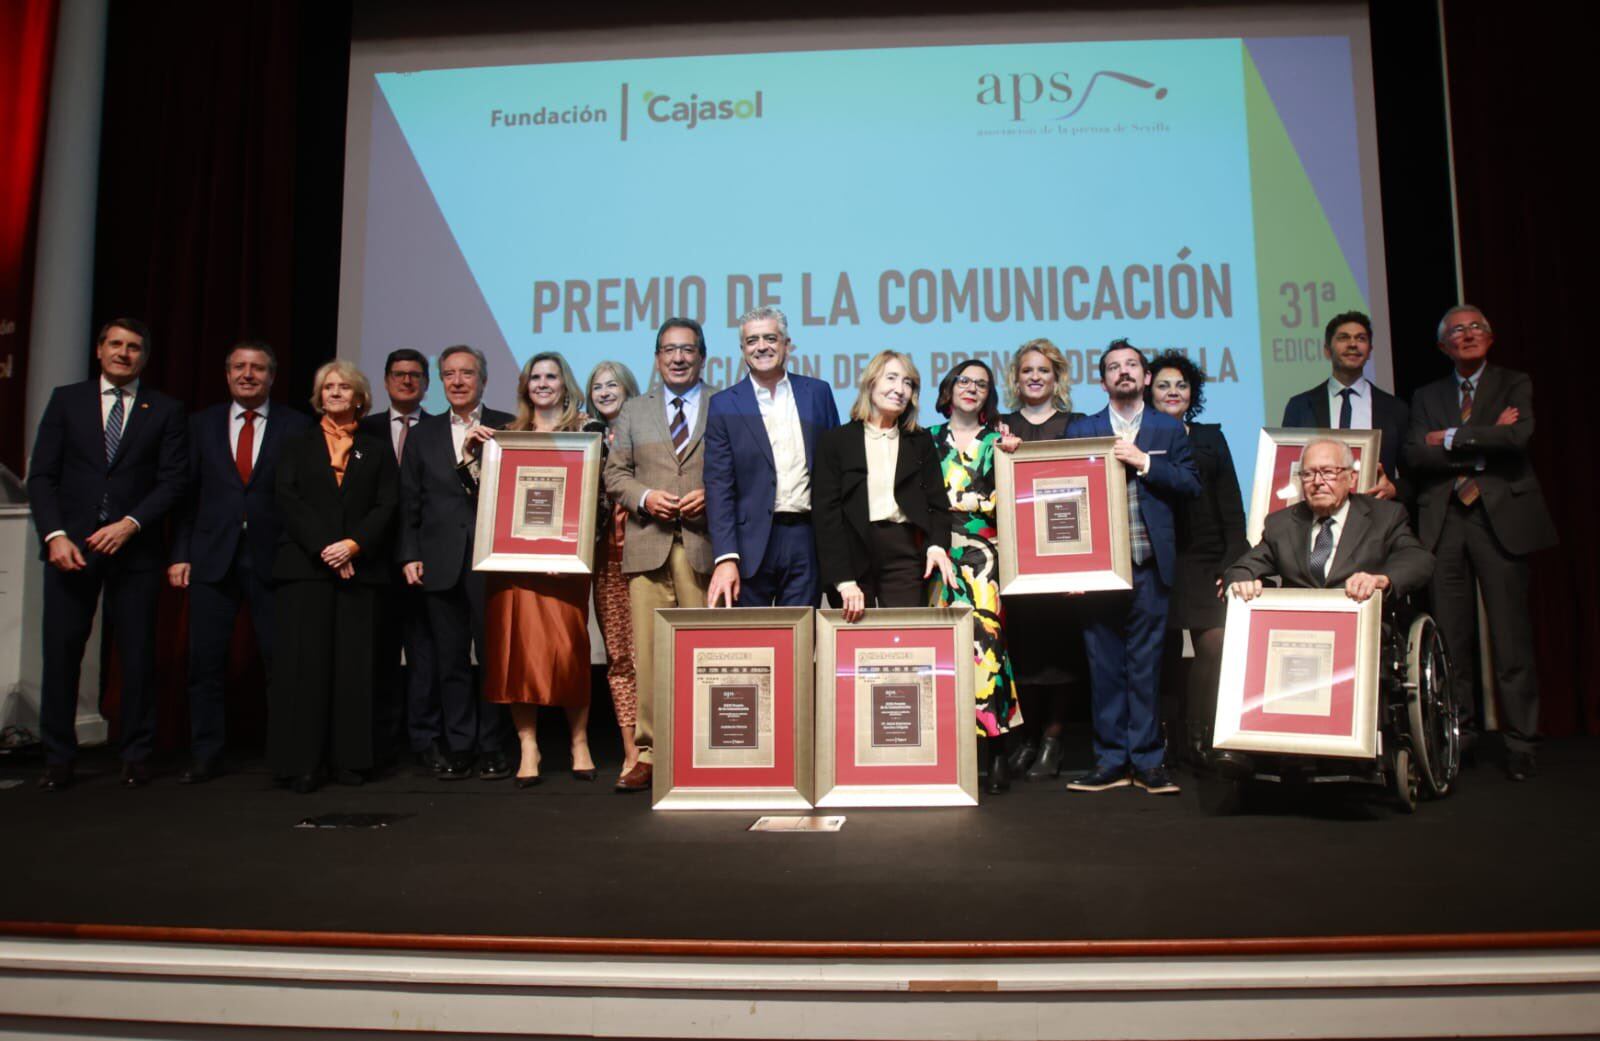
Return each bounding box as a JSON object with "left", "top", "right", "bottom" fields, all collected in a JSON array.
[
  {"left": 652, "top": 607, "right": 814, "bottom": 811},
  {"left": 994, "top": 436, "right": 1131, "bottom": 594},
  {"left": 1214, "top": 588, "right": 1382, "bottom": 759},
  {"left": 1246, "top": 428, "right": 1380, "bottom": 545},
  {"left": 814, "top": 607, "right": 978, "bottom": 807},
  {"left": 472, "top": 430, "right": 602, "bottom": 574}
]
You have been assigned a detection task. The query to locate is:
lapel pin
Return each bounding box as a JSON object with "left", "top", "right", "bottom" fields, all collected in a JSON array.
[{"left": 354, "top": 450, "right": 363, "bottom": 460}]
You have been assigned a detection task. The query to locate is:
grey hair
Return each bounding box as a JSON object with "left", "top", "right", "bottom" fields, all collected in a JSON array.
[
  {"left": 1435, "top": 304, "right": 1492, "bottom": 343},
  {"left": 1300, "top": 437, "right": 1355, "bottom": 471},
  {"left": 438, "top": 344, "right": 489, "bottom": 381},
  {"left": 737, "top": 306, "right": 789, "bottom": 341}
]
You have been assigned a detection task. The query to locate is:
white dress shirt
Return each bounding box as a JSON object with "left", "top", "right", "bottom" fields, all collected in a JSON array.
[
  {"left": 1307, "top": 498, "right": 1352, "bottom": 583},
  {"left": 449, "top": 404, "right": 484, "bottom": 462},
  {"left": 1442, "top": 361, "right": 1488, "bottom": 451},
  {"left": 863, "top": 422, "right": 907, "bottom": 523},
  {"left": 1109, "top": 401, "right": 1153, "bottom": 475},
  {"left": 228, "top": 400, "right": 270, "bottom": 469},
  {"left": 1325, "top": 376, "right": 1374, "bottom": 430},
  {"left": 754, "top": 374, "right": 811, "bottom": 515},
  {"left": 100, "top": 375, "right": 138, "bottom": 429}
]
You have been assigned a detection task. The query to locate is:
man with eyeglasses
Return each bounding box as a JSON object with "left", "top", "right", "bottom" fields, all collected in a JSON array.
[
  {"left": 1280, "top": 311, "right": 1407, "bottom": 503},
  {"left": 359, "top": 348, "right": 442, "bottom": 775},
  {"left": 703, "top": 306, "right": 840, "bottom": 609},
  {"left": 1405, "top": 305, "right": 1556, "bottom": 781},
  {"left": 603, "top": 318, "right": 716, "bottom": 792}
]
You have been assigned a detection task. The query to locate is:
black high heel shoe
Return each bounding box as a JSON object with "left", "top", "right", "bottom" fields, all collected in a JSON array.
[
  {"left": 985, "top": 752, "right": 1011, "bottom": 795},
  {"left": 1006, "top": 739, "right": 1038, "bottom": 776},
  {"left": 1025, "top": 735, "right": 1064, "bottom": 781},
  {"left": 515, "top": 774, "right": 544, "bottom": 789},
  {"left": 571, "top": 768, "right": 596, "bottom": 782}
]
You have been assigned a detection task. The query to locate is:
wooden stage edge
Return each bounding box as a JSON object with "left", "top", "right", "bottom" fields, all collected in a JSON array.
[{"left": 4, "top": 921, "right": 1599, "bottom": 959}]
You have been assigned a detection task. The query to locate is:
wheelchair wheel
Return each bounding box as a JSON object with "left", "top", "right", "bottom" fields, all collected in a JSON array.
[
  {"left": 1392, "top": 746, "right": 1419, "bottom": 814},
  {"left": 1405, "top": 613, "right": 1459, "bottom": 797}
]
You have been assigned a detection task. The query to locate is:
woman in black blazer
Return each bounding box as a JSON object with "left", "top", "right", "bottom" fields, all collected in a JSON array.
[
  {"left": 812, "top": 350, "right": 955, "bottom": 622},
  {"left": 269, "top": 360, "right": 398, "bottom": 792},
  {"left": 1147, "top": 350, "right": 1247, "bottom": 768}
]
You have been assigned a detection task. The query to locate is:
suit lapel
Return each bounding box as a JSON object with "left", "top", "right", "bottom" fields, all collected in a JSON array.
[
  {"left": 734, "top": 379, "right": 776, "bottom": 468},
  {"left": 1288, "top": 503, "right": 1316, "bottom": 585},
  {"left": 249, "top": 408, "right": 283, "bottom": 488},
  {"left": 1325, "top": 497, "right": 1370, "bottom": 584},
  {"left": 1469, "top": 365, "right": 1504, "bottom": 424},
  {"left": 106, "top": 384, "right": 147, "bottom": 471},
  {"left": 1311, "top": 388, "right": 1332, "bottom": 428},
  {"left": 679, "top": 384, "right": 708, "bottom": 461}
]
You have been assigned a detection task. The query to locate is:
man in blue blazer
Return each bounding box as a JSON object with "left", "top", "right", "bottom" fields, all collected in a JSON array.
[
  {"left": 704, "top": 306, "right": 840, "bottom": 608},
  {"left": 1280, "top": 311, "right": 1408, "bottom": 503},
  {"left": 168, "top": 340, "right": 311, "bottom": 783},
  {"left": 27, "top": 319, "right": 188, "bottom": 790},
  {"left": 1064, "top": 340, "right": 1200, "bottom": 796}
]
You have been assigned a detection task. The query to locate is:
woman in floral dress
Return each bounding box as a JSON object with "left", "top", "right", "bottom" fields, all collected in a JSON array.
[{"left": 927, "top": 358, "right": 1023, "bottom": 794}]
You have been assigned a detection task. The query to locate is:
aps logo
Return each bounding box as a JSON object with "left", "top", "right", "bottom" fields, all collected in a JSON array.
[{"left": 978, "top": 70, "right": 1168, "bottom": 123}]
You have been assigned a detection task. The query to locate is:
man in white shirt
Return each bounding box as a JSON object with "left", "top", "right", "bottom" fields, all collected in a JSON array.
[{"left": 169, "top": 340, "right": 311, "bottom": 783}]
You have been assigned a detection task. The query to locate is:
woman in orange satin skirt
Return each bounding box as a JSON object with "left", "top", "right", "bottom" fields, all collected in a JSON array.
[{"left": 481, "top": 352, "right": 601, "bottom": 786}]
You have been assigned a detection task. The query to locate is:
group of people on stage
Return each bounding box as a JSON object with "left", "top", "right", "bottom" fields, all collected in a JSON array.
[{"left": 26, "top": 301, "right": 1554, "bottom": 796}]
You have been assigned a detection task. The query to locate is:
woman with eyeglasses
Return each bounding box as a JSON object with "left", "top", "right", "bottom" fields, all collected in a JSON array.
[
  {"left": 1146, "top": 349, "right": 1247, "bottom": 769},
  {"left": 927, "top": 358, "right": 1024, "bottom": 794},
  {"left": 812, "top": 351, "right": 956, "bottom": 620}
]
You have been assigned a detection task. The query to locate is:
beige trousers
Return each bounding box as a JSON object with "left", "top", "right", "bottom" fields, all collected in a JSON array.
[{"left": 627, "top": 539, "right": 709, "bottom": 764}]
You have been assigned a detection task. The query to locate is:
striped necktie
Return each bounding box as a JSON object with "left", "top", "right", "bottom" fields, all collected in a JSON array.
[
  {"left": 670, "top": 396, "right": 688, "bottom": 454},
  {"left": 105, "top": 388, "right": 126, "bottom": 464},
  {"left": 1453, "top": 381, "right": 1480, "bottom": 505},
  {"left": 1308, "top": 516, "right": 1335, "bottom": 584}
]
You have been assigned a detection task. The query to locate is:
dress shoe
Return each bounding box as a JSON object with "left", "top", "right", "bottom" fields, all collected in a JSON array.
[
  {"left": 178, "top": 759, "right": 222, "bottom": 785},
  {"left": 416, "top": 742, "right": 452, "bottom": 774},
  {"left": 1006, "top": 739, "right": 1038, "bottom": 776},
  {"left": 438, "top": 751, "right": 475, "bottom": 781},
  {"left": 38, "top": 764, "right": 74, "bottom": 792},
  {"left": 333, "top": 769, "right": 365, "bottom": 787},
  {"left": 1066, "top": 764, "right": 1131, "bottom": 792},
  {"left": 1133, "top": 765, "right": 1180, "bottom": 795},
  {"left": 615, "top": 761, "right": 652, "bottom": 792},
  {"left": 985, "top": 752, "right": 1011, "bottom": 795},
  {"left": 289, "top": 772, "right": 322, "bottom": 794},
  {"left": 1506, "top": 750, "right": 1537, "bottom": 782},
  {"left": 1208, "top": 749, "right": 1256, "bottom": 780},
  {"left": 572, "top": 768, "right": 597, "bottom": 782},
  {"left": 121, "top": 761, "right": 152, "bottom": 788},
  {"left": 515, "top": 774, "right": 544, "bottom": 789},
  {"left": 477, "top": 753, "right": 513, "bottom": 781},
  {"left": 1026, "top": 735, "right": 1065, "bottom": 782}
]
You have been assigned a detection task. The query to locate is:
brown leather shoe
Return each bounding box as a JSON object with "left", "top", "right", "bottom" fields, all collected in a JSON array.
[{"left": 614, "top": 761, "right": 652, "bottom": 793}]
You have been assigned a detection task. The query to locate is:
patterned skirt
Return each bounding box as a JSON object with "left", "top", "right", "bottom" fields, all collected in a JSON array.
[
  {"left": 593, "top": 524, "right": 638, "bottom": 727},
  {"left": 935, "top": 515, "right": 1022, "bottom": 738}
]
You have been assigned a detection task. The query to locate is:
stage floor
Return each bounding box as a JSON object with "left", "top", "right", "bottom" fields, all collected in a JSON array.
[{"left": 4, "top": 735, "right": 1598, "bottom": 944}]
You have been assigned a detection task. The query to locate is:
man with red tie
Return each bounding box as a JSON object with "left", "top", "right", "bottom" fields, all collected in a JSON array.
[
  {"left": 169, "top": 340, "right": 311, "bottom": 783},
  {"left": 1405, "top": 305, "right": 1557, "bottom": 781},
  {"left": 28, "top": 319, "right": 188, "bottom": 790}
]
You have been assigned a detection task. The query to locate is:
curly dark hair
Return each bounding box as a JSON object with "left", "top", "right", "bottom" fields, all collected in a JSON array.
[{"left": 1145, "top": 349, "right": 1206, "bottom": 421}]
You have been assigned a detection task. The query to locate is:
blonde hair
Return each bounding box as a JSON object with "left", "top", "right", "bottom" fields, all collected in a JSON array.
[
  {"left": 1005, "top": 338, "right": 1073, "bottom": 413},
  {"left": 584, "top": 360, "right": 640, "bottom": 417},
  {"left": 849, "top": 350, "right": 922, "bottom": 433},
  {"left": 510, "top": 352, "right": 585, "bottom": 432},
  {"left": 309, "top": 359, "right": 372, "bottom": 418}
]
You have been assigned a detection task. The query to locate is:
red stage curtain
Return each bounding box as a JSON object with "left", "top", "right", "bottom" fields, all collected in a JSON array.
[{"left": 0, "top": 0, "right": 59, "bottom": 476}]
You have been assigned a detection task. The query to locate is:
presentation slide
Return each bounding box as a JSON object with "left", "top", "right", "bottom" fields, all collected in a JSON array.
[{"left": 339, "top": 8, "right": 1387, "bottom": 486}]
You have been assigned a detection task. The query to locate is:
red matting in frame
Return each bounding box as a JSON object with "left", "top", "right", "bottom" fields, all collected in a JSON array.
[
  {"left": 490, "top": 446, "right": 588, "bottom": 557},
  {"left": 832, "top": 626, "right": 961, "bottom": 787},
  {"left": 670, "top": 627, "right": 797, "bottom": 789},
  {"left": 1265, "top": 443, "right": 1366, "bottom": 520},
  {"left": 1239, "top": 609, "right": 1359, "bottom": 738},
  {"left": 1012, "top": 454, "right": 1115, "bottom": 576}
]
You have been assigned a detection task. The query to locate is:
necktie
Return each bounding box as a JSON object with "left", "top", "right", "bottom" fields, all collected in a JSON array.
[
  {"left": 104, "top": 388, "right": 125, "bottom": 464},
  {"left": 236, "top": 410, "right": 257, "bottom": 483},
  {"left": 670, "top": 396, "right": 688, "bottom": 454},
  {"left": 395, "top": 414, "right": 411, "bottom": 462},
  {"left": 1454, "top": 381, "right": 1480, "bottom": 505},
  {"left": 1337, "top": 387, "right": 1354, "bottom": 430},
  {"left": 1308, "top": 516, "right": 1335, "bottom": 585}
]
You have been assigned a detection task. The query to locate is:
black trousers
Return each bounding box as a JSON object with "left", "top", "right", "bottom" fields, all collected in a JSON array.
[
  {"left": 267, "top": 579, "right": 377, "bottom": 777},
  {"left": 40, "top": 557, "right": 161, "bottom": 765},
  {"left": 1431, "top": 498, "right": 1540, "bottom": 751},
  {"left": 373, "top": 583, "right": 440, "bottom": 756},
  {"left": 426, "top": 567, "right": 510, "bottom": 756},
  {"left": 186, "top": 539, "right": 275, "bottom": 764},
  {"left": 862, "top": 521, "right": 927, "bottom": 607}
]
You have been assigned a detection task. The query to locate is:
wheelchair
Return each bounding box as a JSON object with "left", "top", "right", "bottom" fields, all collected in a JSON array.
[{"left": 1200, "top": 593, "right": 1460, "bottom": 815}]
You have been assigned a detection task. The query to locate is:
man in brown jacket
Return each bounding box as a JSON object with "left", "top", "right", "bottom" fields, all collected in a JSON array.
[{"left": 602, "top": 318, "right": 714, "bottom": 792}]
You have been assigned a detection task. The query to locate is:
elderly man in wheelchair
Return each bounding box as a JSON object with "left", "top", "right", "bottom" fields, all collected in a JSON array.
[{"left": 1215, "top": 437, "right": 1457, "bottom": 812}]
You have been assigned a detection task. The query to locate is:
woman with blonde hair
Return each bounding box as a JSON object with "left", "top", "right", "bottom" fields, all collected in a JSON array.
[
  {"left": 812, "top": 351, "right": 955, "bottom": 623},
  {"left": 999, "top": 338, "right": 1088, "bottom": 782},
  {"left": 483, "top": 351, "right": 605, "bottom": 786},
  {"left": 585, "top": 359, "right": 643, "bottom": 780},
  {"left": 269, "top": 360, "right": 398, "bottom": 793}
]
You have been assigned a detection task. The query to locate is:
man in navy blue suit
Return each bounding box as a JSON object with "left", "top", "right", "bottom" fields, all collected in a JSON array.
[
  {"left": 168, "top": 340, "right": 311, "bottom": 783},
  {"left": 27, "top": 319, "right": 188, "bottom": 790},
  {"left": 1280, "top": 311, "right": 1407, "bottom": 503},
  {"left": 704, "top": 306, "right": 840, "bottom": 608},
  {"left": 1064, "top": 340, "right": 1200, "bottom": 796}
]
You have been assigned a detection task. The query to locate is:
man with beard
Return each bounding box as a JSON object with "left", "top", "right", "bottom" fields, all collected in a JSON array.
[{"left": 1063, "top": 340, "right": 1200, "bottom": 795}]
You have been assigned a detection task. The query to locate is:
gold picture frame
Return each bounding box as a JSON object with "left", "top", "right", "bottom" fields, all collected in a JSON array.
[
  {"left": 994, "top": 436, "right": 1131, "bottom": 595},
  {"left": 1246, "top": 427, "right": 1381, "bottom": 546},
  {"left": 472, "top": 430, "right": 601, "bottom": 574}
]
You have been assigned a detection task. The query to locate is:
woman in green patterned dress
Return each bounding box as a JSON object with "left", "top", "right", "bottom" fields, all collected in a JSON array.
[{"left": 928, "top": 358, "right": 1023, "bottom": 794}]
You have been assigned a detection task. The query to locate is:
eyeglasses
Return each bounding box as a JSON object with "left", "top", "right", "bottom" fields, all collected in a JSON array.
[
  {"left": 1446, "top": 321, "right": 1489, "bottom": 339},
  {"left": 655, "top": 344, "right": 699, "bottom": 356},
  {"left": 954, "top": 376, "right": 990, "bottom": 391},
  {"left": 1299, "top": 466, "right": 1350, "bottom": 484}
]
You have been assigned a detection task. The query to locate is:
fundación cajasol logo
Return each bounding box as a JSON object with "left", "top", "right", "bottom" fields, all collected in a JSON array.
[
  {"left": 619, "top": 84, "right": 765, "bottom": 140},
  {"left": 977, "top": 69, "right": 1168, "bottom": 123}
]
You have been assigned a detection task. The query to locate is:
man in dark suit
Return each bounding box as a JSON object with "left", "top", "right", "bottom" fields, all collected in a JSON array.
[
  {"left": 1405, "top": 305, "right": 1557, "bottom": 781},
  {"left": 1064, "top": 340, "right": 1200, "bottom": 796},
  {"left": 704, "top": 306, "right": 841, "bottom": 608},
  {"left": 27, "top": 318, "right": 188, "bottom": 790},
  {"left": 1280, "top": 311, "right": 1407, "bottom": 502},
  {"left": 1226, "top": 438, "right": 1434, "bottom": 600},
  {"left": 168, "top": 339, "right": 310, "bottom": 783},
  {"left": 398, "top": 345, "right": 514, "bottom": 780},
  {"left": 358, "top": 347, "right": 441, "bottom": 773}
]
